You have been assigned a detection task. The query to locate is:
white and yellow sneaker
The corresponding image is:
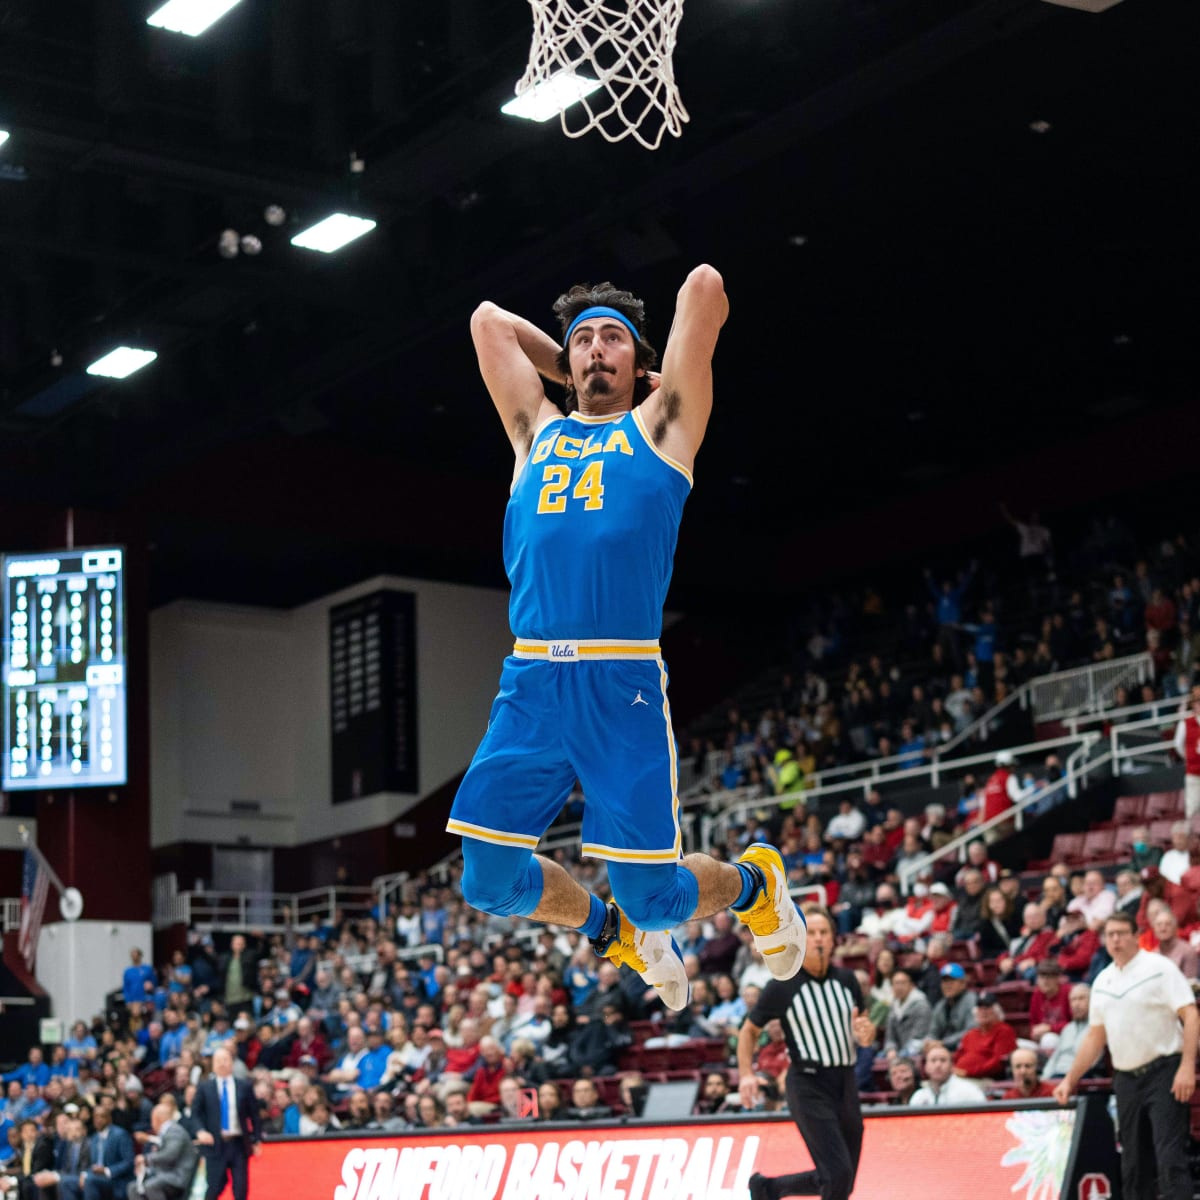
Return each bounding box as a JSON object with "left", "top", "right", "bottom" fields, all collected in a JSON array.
[
  {"left": 734, "top": 843, "right": 808, "bottom": 980},
  {"left": 591, "top": 904, "right": 690, "bottom": 1011}
]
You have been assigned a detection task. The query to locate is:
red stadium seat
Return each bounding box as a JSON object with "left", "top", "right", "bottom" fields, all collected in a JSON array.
[
  {"left": 1109, "top": 795, "right": 1147, "bottom": 826},
  {"left": 1049, "top": 832, "right": 1085, "bottom": 863},
  {"left": 1113, "top": 825, "right": 1138, "bottom": 857},
  {"left": 1147, "top": 791, "right": 1183, "bottom": 820},
  {"left": 1081, "top": 827, "right": 1117, "bottom": 863},
  {"left": 1150, "top": 818, "right": 1177, "bottom": 846}
]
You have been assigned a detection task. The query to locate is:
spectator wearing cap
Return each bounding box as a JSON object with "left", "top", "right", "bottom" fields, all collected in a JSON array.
[
  {"left": 952, "top": 994, "right": 1017, "bottom": 1080},
  {"left": 1054, "top": 911, "right": 1198, "bottom": 1200},
  {"left": 1172, "top": 685, "right": 1200, "bottom": 820},
  {"left": 882, "top": 969, "right": 931, "bottom": 1061},
  {"left": 1029, "top": 962, "right": 1070, "bottom": 1045},
  {"left": 1049, "top": 910, "right": 1101, "bottom": 982},
  {"left": 1152, "top": 910, "right": 1199, "bottom": 980},
  {"left": 911, "top": 1042, "right": 986, "bottom": 1107},
  {"left": 925, "top": 964, "right": 976, "bottom": 1053},
  {"left": 1044, "top": 985, "right": 1102, "bottom": 1079},
  {"left": 1001, "top": 1048, "right": 1055, "bottom": 1100},
  {"left": 1069, "top": 871, "right": 1115, "bottom": 933},
  {"left": 979, "top": 752, "right": 1024, "bottom": 843}
]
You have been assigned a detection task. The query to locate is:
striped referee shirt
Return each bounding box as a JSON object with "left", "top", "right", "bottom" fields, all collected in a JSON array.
[{"left": 747, "top": 966, "right": 863, "bottom": 1069}]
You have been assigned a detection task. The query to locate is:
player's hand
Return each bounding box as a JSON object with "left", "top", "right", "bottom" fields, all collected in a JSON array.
[
  {"left": 644, "top": 370, "right": 662, "bottom": 394},
  {"left": 195, "top": 1131, "right": 215, "bottom": 1146},
  {"left": 738, "top": 1075, "right": 761, "bottom": 1107},
  {"left": 1172, "top": 1061, "right": 1196, "bottom": 1103},
  {"left": 252, "top": 1143, "right": 263, "bottom": 1158},
  {"left": 1052, "top": 1079, "right": 1074, "bottom": 1106}
]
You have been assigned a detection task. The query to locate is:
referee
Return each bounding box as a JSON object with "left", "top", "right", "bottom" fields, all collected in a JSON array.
[
  {"left": 737, "top": 903, "right": 876, "bottom": 1200},
  {"left": 1053, "top": 910, "right": 1198, "bottom": 1200}
]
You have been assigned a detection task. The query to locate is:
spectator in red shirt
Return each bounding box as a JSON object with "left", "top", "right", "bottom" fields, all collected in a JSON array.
[
  {"left": 443, "top": 1016, "right": 484, "bottom": 1078},
  {"left": 998, "top": 903, "right": 1057, "bottom": 982},
  {"left": 1029, "top": 961, "right": 1071, "bottom": 1043},
  {"left": 755, "top": 1018, "right": 790, "bottom": 1080},
  {"left": 953, "top": 994, "right": 1017, "bottom": 1079},
  {"left": 1049, "top": 910, "right": 1100, "bottom": 981},
  {"left": 465, "top": 1037, "right": 509, "bottom": 1111},
  {"left": 1000, "top": 1048, "right": 1055, "bottom": 1100},
  {"left": 285, "top": 1016, "right": 332, "bottom": 1072}
]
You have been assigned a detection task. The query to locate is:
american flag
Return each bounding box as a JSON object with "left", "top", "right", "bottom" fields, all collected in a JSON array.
[{"left": 18, "top": 849, "right": 49, "bottom": 971}]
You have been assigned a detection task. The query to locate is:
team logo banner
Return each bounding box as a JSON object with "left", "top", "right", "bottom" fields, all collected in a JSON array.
[{"left": 252, "top": 1105, "right": 1113, "bottom": 1200}]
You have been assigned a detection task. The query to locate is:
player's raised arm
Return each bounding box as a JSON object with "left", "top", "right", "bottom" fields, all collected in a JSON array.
[
  {"left": 648, "top": 264, "right": 729, "bottom": 463},
  {"left": 470, "top": 301, "right": 566, "bottom": 456}
]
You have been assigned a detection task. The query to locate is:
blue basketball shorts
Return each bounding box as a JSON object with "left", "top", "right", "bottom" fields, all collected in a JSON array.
[{"left": 446, "top": 649, "right": 683, "bottom": 864}]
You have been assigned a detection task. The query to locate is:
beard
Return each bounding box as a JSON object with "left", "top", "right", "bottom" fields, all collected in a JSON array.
[{"left": 583, "top": 367, "right": 614, "bottom": 396}]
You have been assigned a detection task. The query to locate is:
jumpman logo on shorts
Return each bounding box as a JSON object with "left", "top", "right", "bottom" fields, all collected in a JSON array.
[{"left": 631, "top": 691, "right": 650, "bottom": 707}]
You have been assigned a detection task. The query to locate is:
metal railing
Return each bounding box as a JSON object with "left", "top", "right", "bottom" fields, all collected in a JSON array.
[
  {"left": 1, "top": 898, "right": 22, "bottom": 932},
  {"left": 1061, "top": 694, "right": 1188, "bottom": 737},
  {"left": 1109, "top": 708, "right": 1184, "bottom": 774},
  {"left": 895, "top": 737, "right": 1104, "bottom": 892},
  {"left": 152, "top": 879, "right": 376, "bottom": 932},
  {"left": 703, "top": 731, "right": 1100, "bottom": 850},
  {"left": 678, "top": 652, "right": 1152, "bottom": 800},
  {"left": 1031, "top": 652, "right": 1154, "bottom": 723}
]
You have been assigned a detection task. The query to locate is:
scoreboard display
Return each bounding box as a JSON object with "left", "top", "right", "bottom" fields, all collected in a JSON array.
[{"left": 2, "top": 546, "right": 127, "bottom": 790}]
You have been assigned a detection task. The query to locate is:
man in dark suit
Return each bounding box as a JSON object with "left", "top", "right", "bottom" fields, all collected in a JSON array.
[
  {"left": 192, "top": 1049, "right": 261, "bottom": 1200},
  {"left": 43, "top": 1110, "right": 91, "bottom": 1200},
  {"left": 81, "top": 1105, "right": 134, "bottom": 1200},
  {"left": 128, "top": 1103, "right": 196, "bottom": 1200},
  {"left": 14, "top": 1116, "right": 55, "bottom": 1200}
]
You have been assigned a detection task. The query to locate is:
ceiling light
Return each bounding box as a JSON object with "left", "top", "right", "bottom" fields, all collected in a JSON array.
[
  {"left": 501, "top": 72, "right": 603, "bottom": 123},
  {"left": 146, "top": 0, "right": 244, "bottom": 37},
  {"left": 0, "top": 130, "right": 9, "bottom": 150},
  {"left": 290, "top": 213, "right": 377, "bottom": 254},
  {"left": 1029, "top": 120, "right": 1052, "bottom": 135},
  {"left": 86, "top": 347, "right": 157, "bottom": 379}
]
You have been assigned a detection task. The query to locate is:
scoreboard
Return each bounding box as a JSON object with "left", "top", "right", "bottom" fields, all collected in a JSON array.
[{"left": 2, "top": 546, "right": 127, "bottom": 790}]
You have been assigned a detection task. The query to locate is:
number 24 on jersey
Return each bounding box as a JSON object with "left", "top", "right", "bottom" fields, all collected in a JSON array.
[{"left": 537, "top": 462, "right": 605, "bottom": 514}]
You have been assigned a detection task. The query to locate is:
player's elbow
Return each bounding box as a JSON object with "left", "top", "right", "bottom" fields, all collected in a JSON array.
[
  {"left": 470, "top": 301, "right": 507, "bottom": 339},
  {"left": 680, "top": 264, "right": 728, "bottom": 322}
]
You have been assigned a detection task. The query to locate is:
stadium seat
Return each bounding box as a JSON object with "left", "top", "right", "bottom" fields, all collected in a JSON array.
[
  {"left": 1047, "top": 832, "right": 1085, "bottom": 864},
  {"left": 1150, "top": 818, "right": 1177, "bottom": 845},
  {"left": 1146, "top": 791, "right": 1183, "bottom": 820},
  {"left": 1081, "top": 827, "right": 1117, "bottom": 863},
  {"left": 1113, "top": 825, "right": 1138, "bottom": 857},
  {"left": 1108, "top": 795, "right": 1147, "bottom": 826}
]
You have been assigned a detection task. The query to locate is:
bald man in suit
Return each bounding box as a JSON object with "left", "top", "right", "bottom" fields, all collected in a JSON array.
[{"left": 192, "top": 1048, "right": 261, "bottom": 1200}]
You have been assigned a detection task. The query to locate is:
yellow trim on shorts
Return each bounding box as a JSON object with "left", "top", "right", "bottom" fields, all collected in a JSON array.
[
  {"left": 658, "top": 658, "right": 684, "bottom": 859},
  {"left": 581, "top": 842, "right": 682, "bottom": 863},
  {"left": 445, "top": 818, "right": 539, "bottom": 849},
  {"left": 513, "top": 640, "right": 661, "bottom": 660}
]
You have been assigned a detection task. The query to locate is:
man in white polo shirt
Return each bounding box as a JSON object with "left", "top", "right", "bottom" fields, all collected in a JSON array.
[{"left": 1053, "top": 910, "right": 1197, "bottom": 1200}]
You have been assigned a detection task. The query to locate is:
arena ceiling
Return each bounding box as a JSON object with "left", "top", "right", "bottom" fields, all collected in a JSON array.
[{"left": 0, "top": 0, "right": 1195, "bottom": 608}]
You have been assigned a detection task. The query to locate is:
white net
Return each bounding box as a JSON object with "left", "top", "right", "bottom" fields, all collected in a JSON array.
[{"left": 514, "top": 0, "right": 688, "bottom": 151}]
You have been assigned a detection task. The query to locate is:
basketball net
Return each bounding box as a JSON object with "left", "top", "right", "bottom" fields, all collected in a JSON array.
[{"left": 516, "top": 0, "right": 688, "bottom": 151}]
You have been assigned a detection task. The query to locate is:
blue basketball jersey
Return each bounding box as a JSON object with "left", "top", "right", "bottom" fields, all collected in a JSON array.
[{"left": 504, "top": 407, "right": 692, "bottom": 641}]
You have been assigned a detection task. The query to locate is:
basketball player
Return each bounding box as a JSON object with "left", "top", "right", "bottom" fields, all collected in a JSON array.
[{"left": 446, "top": 267, "right": 806, "bottom": 1009}]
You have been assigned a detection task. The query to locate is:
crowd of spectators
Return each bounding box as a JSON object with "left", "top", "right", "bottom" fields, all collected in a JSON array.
[
  {"left": 4, "top": 515, "right": 1200, "bottom": 1182},
  {"left": 682, "top": 516, "right": 1200, "bottom": 800}
]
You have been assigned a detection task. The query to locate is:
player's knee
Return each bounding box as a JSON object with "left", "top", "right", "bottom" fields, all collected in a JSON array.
[
  {"left": 609, "top": 862, "right": 698, "bottom": 931},
  {"left": 460, "top": 843, "right": 542, "bottom": 918}
]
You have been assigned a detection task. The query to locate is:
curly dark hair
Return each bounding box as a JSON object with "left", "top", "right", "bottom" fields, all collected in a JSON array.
[{"left": 552, "top": 282, "right": 659, "bottom": 412}]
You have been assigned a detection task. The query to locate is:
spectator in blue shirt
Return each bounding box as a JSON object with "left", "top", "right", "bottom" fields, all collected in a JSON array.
[
  {"left": 64, "top": 1021, "right": 98, "bottom": 1063},
  {"left": 925, "top": 563, "right": 975, "bottom": 626},
  {"left": 356, "top": 1028, "right": 391, "bottom": 1090},
  {"left": 418, "top": 893, "right": 448, "bottom": 946},
  {"left": 13, "top": 1083, "right": 47, "bottom": 1122},
  {"left": 47, "top": 1046, "right": 78, "bottom": 1080},
  {"left": 2, "top": 1048, "right": 49, "bottom": 1089},
  {"left": 897, "top": 720, "right": 929, "bottom": 770},
  {"left": 158, "top": 1010, "right": 187, "bottom": 1067},
  {"left": 122, "top": 948, "right": 156, "bottom": 1005}
]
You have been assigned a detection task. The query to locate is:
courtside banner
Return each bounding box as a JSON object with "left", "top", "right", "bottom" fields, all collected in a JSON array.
[{"left": 252, "top": 1102, "right": 1101, "bottom": 1200}]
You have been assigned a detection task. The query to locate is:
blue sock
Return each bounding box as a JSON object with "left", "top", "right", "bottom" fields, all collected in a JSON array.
[
  {"left": 580, "top": 894, "right": 609, "bottom": 940},
  {"left": 732, "top": 863, "right": 766, "bottom": 911}
]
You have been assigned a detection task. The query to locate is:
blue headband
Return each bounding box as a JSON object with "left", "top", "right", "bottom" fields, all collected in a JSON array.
[{"left": 563, "top": 306, "right": 641, "bottom": 347}]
